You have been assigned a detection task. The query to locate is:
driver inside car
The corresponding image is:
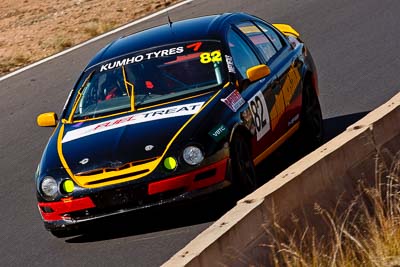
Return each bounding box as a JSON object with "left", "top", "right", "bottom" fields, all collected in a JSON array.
[{"left": 99, "top": 71, "right": 125, "bottom": 101}]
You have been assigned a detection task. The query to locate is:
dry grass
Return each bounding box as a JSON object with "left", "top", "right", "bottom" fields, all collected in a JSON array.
[
  {"left": 83, "top": 20, "right": 117, "bottom": 37},
  {"left": 53, "top": 36, "right": 74, "bottom": 51},
  {"left": 0, "top": 0, "right": 180, "bottom": 76},
  {"left": 0, "top": 54, "right": 32, "bottom": 74},
  {"left": 265, "top": 151, "right": 400, "bottom": 267}
]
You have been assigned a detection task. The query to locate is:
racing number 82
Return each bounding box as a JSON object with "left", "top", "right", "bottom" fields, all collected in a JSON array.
[
  {"left": 249, "top": 96, "right": 267, "bottom": 132},
  {"left": 248, "top": 91, "right": 271, "bottom": 141},
  {"left": 200, "top": 51, "right": 222, "bottom": 64}
]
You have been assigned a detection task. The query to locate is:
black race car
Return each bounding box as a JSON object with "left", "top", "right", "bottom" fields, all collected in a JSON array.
[{"left": 35, "top": 12, "right": 322, "bottom": 236}]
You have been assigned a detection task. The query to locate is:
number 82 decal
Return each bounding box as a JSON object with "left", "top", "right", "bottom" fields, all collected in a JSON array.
[
  {"left": 200, "top": 50, "right": 222, "bottom": 64},
  {"left": 248, "top": 91, "right": 271, "bottom": 141}
]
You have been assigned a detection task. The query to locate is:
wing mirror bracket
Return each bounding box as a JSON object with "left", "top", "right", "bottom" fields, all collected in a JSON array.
[{"left": 237, "top": 64, "right": 271, "bottom": 92}]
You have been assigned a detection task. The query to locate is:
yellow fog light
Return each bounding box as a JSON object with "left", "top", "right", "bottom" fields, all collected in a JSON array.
[
  {"left": 62, "top": 180, "right": 75, "bottom": 193},
  {"left": 164, "top": 157, "right": 177, "bottom": 170}
]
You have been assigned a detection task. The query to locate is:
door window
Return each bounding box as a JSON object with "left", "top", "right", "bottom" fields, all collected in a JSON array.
[
  {"left": 227, "top": 29, "right": 260, "bottom": 78},
  {"left": 254, "top": 21, "right": 284, "bottom": 52},
  {"left": 236, "top": 22, "right": 277, "bottom": 62}
]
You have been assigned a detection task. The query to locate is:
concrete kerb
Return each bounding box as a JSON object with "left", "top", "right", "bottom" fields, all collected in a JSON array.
[{"left": 163, "top": 92, "right": 400, "bottom": 267}]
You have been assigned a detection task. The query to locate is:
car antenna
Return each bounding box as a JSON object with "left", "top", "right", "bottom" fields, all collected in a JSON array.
[
  {"left": 165, "top": 0, "right": 173, "bottom": 27},
  {"left": 167, "top": 11, "right": 173, "bottom": 27}
]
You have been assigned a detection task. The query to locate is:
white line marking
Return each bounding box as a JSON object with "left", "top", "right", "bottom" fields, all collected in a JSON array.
[{"left": 0, "top": 0, "right": 193, "bottom": 82}]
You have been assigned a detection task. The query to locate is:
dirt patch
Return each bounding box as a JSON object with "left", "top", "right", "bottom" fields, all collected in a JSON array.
[{"left": 0, "top": 0, "right": 181, "bottom": 76}]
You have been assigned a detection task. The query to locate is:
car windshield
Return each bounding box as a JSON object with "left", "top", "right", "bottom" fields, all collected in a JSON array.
[{"left": 72, "top": 40, "right": 226, "bottom": 120}]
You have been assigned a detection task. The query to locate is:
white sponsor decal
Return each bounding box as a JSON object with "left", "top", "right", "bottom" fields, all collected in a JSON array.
[
  {"left": 100, "top": 46, "right": 184, "bottom": 72},
  {"left": 145, "top": 145, "right": 154, "bottom": 151},
  {"left": 225, "top": 55, "right": 235, "bottom": 73},
  {"left": 62, "top": 102, "right": 204, "bottom": 143},
  {"left": 248, "top": 91, "right": 271, "bottom": 141},
  {"left": 79, "top": 158, "right": 90, "bottom": 165},
  {"left": 288, "top": 113, "right": 300, "bottom": 127}
]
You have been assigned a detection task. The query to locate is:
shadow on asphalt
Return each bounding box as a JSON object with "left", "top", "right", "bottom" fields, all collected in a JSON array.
[
  {"left": 65, "top": 190, "right": 236, "bottom": 243},
  {"left": 65, "top": 111, "right": 369, "bottom": 243},
  {"left": 256, "top": 111, "right": 370, "bottom": 182}
]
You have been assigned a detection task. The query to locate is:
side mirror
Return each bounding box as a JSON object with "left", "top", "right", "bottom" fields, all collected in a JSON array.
[
  {"left": 246, "top": 64, "right": 271, "bottom": 82},
  {"left": 37, "top": 112, "right": 58, "bottom": 127}
]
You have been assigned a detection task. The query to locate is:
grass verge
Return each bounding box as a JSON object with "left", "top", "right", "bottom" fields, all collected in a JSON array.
[{"left": 264, "top": 152, "right": 400, "bottom": 266}]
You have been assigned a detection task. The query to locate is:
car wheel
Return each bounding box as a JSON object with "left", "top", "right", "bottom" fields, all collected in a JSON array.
[
  {"left": 300, "top": 83, "right": 323, "bottom": 148},
  {"left": 230, "top": 134, "right": 258, "bottom": 195}
]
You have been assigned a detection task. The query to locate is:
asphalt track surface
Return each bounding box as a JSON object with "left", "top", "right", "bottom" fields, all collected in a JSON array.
[{"left": 1, "top": 0, "right": 400, "bottom": 266}]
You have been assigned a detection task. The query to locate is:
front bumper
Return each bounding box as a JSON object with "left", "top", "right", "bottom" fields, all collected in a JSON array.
[{"left": 38, "top": 158, "right": 230, "bottom": 231}]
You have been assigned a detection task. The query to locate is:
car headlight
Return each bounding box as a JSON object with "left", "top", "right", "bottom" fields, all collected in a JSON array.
[
  {"left": 183, "top": 146, "right": 204, "bottom": 166},
  {"left": 41, "top": 176, "right": 58, "bottom": 199}
]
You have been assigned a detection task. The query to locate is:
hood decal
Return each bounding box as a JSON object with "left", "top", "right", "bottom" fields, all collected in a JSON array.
[
  {"left": 56, "top": 89, "right": 222, "bottom": 188},
  {"left": 62, "top": 102, "right": 204, "bottom": 143}
]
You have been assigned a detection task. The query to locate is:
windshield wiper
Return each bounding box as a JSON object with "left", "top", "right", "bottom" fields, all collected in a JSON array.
[{"left": 135, "top": 92, "right": 155, "bottom": 107}]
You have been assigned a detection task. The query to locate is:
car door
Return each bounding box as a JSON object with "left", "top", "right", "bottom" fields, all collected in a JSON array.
[
  {"left": 253, "top": 21, "right": 304, "bottom": 132},
  {"left": 227, "top": 26, "right": 280, "bottom": 161}
]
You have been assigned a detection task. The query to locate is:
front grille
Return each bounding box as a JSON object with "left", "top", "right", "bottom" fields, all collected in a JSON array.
[
  {"left": 65, "top": 182, "right": 189, "bottom": 221},
  {"left": 73, "top": 157, "right": 159, "bottom": 187},
  {"left": 85, "top": 170, "right": 150, "bottom": 185},
  {"left": 91, "top": 184, "right": 148, "bottom": 209},
  {"left": 194, "top": 169, "right": 217, "bottom": 181},
  {"left": 76, "top": 157, "right": 158, "bottom": 177}
]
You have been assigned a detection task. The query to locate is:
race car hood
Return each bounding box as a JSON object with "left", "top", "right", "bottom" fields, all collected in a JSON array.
[{"left": 60, "top": 99, "right": 207, "bottom": 176}]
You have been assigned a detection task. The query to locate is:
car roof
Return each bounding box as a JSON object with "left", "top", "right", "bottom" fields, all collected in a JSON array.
[{"left": 86, "top": 12, "right": 257, "bottom": 69}]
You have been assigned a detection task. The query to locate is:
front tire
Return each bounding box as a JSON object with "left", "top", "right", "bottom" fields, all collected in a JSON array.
[{"left": 230, "top": 134, "right": 258, "bottom": 196}]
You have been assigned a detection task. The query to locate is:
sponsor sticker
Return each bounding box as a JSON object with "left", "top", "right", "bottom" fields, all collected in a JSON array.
[
  {"left": 221, "top": 90, "right": 245, "bottom": 112},
  {"left": 145, "top": 145, "right": 154, "bottom": 151},
  {"left": 100, "top": 46, "right": 185, "bottom": 72},
  {"left": 282, "top": 67, "right": 301, "bottom": 103},
  {"left": 62, "top": 102, "right": 204, "bottom": 143},
  {"left": 248, "top": 91, "right": 271, "bottom": 141},
  {"left": 79, "top": 158, "right": 89, "bottom": 165},
  {"left": 208, "top": 124, "right": 228, "bottom": 142},
  {"left": 288, "top": 113, "right": 300, "bottom": 127},
  {"left": 269, "top": 67, "right": 300, "bottom": 130},
  {"left": 225, "top": 55, "right": 235, "bottom": 73}
]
